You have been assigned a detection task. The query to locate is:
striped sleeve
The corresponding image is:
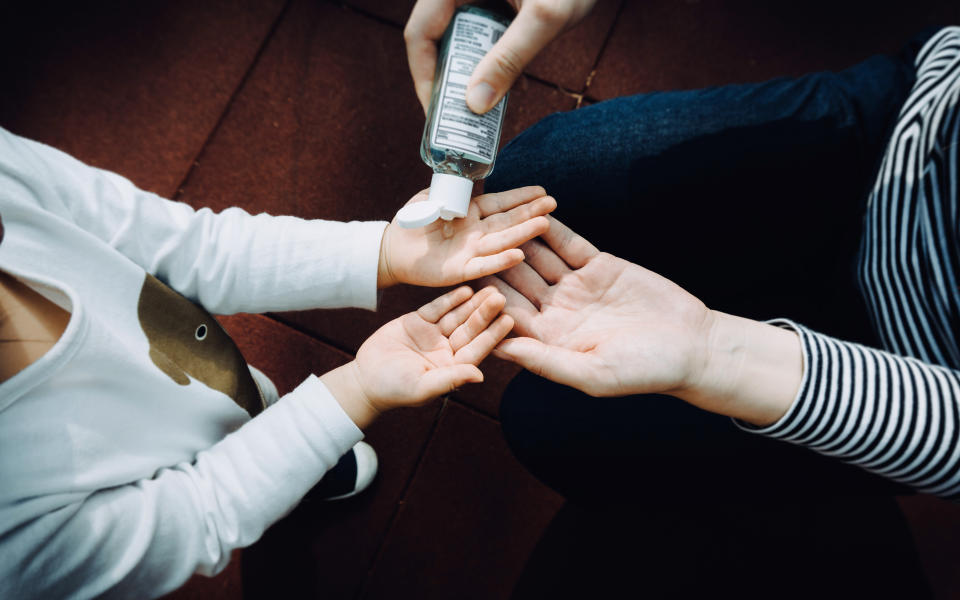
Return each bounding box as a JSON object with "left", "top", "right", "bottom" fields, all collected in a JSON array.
[{"left": 737, "top": 319, "right": 960, "bottom": 500}]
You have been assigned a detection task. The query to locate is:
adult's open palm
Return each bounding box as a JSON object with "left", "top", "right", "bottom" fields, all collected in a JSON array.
[{"left": 486, "top": 217, "right": 714, "bottom": 398}]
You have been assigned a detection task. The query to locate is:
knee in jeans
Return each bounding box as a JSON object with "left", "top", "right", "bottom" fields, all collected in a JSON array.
[
  {"left": 497, "top": 385, "right": 524, "bottom": 452},
  {"left": 486, "top": 140, "right": 529, "bottom": 194},
  {"left": 498, "top": 372, "right": 542, "bottom": 458},
  {"left": 487, "top": 112, "right": 563, "bottom": 194}
]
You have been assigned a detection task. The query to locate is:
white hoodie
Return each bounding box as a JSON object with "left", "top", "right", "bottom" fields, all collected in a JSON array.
[{"left": 0, "top": 127, "right": 386, "bottom": 599}]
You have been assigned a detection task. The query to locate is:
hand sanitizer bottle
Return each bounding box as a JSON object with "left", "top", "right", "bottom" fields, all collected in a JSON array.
[{"left": 396, "top": 4, "right": 511, "bottom": 229}]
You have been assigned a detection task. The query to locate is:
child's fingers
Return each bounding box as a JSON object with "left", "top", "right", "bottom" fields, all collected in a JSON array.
[
  {"left": 416, "top": 285, "right": 473, "bottom": 323},
  {"left": 476, "top": 215, "right": 550, "bottom": 255},
  {"left": 405, "top": 189, "right": 431, "bottom": 203},
  {"left": 463, "top": 249, "right": 525, "bottom": 281},
  {"left": 437, "top": 286, "right": 498, "bottom": 337},
  {"left": 448, "top": 291, "right": 506, "bottom": 352},
  {"left": 481, "top": 195, "right": 556, "bottom": 233},
  {"left": 453, "top": 313, "right": 515, "bottom": 365},
  {"left": 475, "top": 185, "right": 548, "bottom": 218},
  {"left": 415, "top": 364, "right": 484, "bottom": 399}
]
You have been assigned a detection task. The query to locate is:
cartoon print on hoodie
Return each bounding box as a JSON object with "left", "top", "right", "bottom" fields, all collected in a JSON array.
[{"left": 137, "top": 273, "right": 263, "bottom": 417}]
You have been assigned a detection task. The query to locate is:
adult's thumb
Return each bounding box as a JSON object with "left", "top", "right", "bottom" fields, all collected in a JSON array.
[
  {"left": 466, "top": 8, "right": 563, "bottom": 113},
  {"left": 494, "top": 337, "right": 595, "bottom": 393}
]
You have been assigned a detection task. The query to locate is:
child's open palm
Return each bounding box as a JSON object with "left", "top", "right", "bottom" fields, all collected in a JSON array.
[
  {"left": 379, "top": 186, "right": 555, "bottom": 287},
  {"left": 324, "top": 286, "right": 513, "bottom": 428}
]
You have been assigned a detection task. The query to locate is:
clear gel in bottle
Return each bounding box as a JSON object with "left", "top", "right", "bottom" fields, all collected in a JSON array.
[{"left": 396, "top": 4, "right": 512, "bottom": 229}]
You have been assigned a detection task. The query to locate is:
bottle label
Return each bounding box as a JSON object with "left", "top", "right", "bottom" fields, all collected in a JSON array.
[{"left": 431, "top": 11, "right": 507, "bottom": 164}]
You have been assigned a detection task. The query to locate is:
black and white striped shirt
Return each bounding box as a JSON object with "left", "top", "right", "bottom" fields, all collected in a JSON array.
[{"left": 748, "top": 27, "right": 960, "bottom": 500}]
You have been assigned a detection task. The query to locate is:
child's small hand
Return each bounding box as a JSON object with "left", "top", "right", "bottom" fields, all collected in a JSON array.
[
  {"left": 321, "top": 286, "right": 513, "bottom": 428},
  {"left": 378, "top": 186, "right": 556, "bottom": 288}
]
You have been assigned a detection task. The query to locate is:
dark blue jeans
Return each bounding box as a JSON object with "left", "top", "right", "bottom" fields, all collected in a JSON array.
[{"left": 486, "top": 49, "right": 925, "bottom": 504}]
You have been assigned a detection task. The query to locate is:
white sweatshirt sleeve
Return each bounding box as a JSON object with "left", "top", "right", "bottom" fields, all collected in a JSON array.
[
  {"left": 3, "top": 376, "right": 363, "bottom": 600},
  {"left": 0, "top": 127, "right": 387, "bottom": 313}
]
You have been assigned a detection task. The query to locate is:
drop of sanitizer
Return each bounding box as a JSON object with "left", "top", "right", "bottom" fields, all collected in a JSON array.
[{"left": 442, "top": 220, "right": 455, "bottom": 239}]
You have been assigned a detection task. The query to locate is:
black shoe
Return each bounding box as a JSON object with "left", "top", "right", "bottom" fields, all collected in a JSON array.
[{"left": 311, "top": 441, "right": 378, "bottom": 501}]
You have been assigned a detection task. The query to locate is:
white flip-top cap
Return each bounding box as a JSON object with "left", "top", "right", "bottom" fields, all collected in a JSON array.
[
  {"left": 395, "top": 197, "right": 443, "bottom": 228},
  {"left": 432, "top": 172, "right": 474, "bottom": 220},
  {"left": 395, "top": 173, "right": 474, "bottom": 228}
]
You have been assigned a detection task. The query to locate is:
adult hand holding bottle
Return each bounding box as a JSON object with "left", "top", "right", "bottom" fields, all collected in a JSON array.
[
  {"left": 405, "top": 0, "right": 598, "bottom": 114},
  {"left": 483, "top": 216, "right": 804, "bottom": 427}
]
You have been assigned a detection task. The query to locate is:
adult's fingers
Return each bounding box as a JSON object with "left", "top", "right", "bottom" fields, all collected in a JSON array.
[
  {"left": 521, "top": 238, "right": 570, "bottom": 284},
  {"left": 449, "top": 291, "right": 506, "bottom": 352},
  {"left": 404, "top": 0, "right": 457, "bottom": 112},
  {"left": 417, "top": 285, "right": 474, "bottom": 323},
  {"left": 438, "top": 285, "right": 499, "bottom": 336},
  {"left": 475, "top": 185, "right": 548, "bottom": 218},
  {"left": 499, "top": 261, "right": 550, "bottom": 309},
  {"left": 416, "top": 363, "right": 484, "bottom": 399},
  {"left": 540, "top": 215, "right": 599, "bottom": 268},
  {"left": 465, "top": 6, "right": 565, "bottom": 113},
  {"left": 492, "top": 336, "right": 599, "bottom": 394},
  {"left": 482, "top": 275, "right": 539, "bottom": 337},
  {"left": 454, "top": 314, "right": 515, "bottom": 364}
]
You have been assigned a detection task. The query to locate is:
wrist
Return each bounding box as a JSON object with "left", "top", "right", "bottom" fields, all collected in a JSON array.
[
  {"left": 319, "top": 361, "right": 381, "bottom": 429},
  {"left": 377, "top": 225, "right": 399, "bottom": 289},
  {"left": 678, "top": 311, "right": 802, "bottom": 426}
]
